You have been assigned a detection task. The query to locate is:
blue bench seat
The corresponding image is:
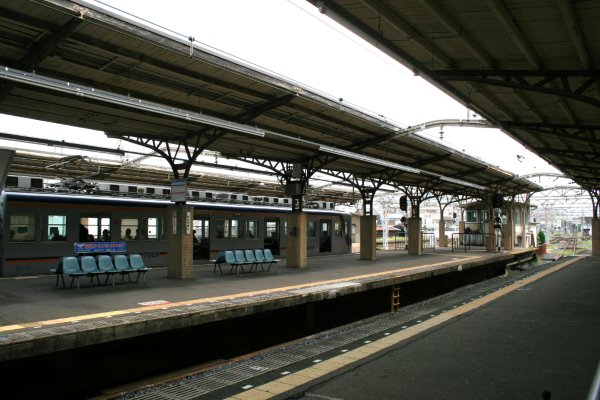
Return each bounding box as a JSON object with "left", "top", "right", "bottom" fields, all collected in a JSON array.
[{"left": 212, "top": 249, "right": 279, "bottom": 274}]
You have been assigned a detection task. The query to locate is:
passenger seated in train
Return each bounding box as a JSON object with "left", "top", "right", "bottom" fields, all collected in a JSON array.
[
  {"left": 79, "top": 224, "right": 90, "bottom": 242},
  {"left": 124, "top": 228, "right": 134, "bottom": 240},
  {"left": 49, "top": 227, "right": 65, "bottom": 241}
]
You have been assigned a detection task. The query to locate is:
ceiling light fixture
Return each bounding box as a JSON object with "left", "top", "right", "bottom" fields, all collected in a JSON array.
[{"left": 319, "top": 145, "right": 421, "bottom": 174}]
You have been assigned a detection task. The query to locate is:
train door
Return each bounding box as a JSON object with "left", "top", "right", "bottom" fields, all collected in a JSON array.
[
  {"left": 264, "top": 217, "right": 280, "bottom": 255},
  {"left": 319, "top": 219, "right": 332, "bottom": 253},
  {"left": 193, "top": 217, "right": 210, "bottom": 259},
  {"left": 80, "top": 215, "right": 111, "bottom": 242}
]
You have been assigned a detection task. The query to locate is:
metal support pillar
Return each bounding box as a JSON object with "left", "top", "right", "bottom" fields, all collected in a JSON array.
[{"left": 592, "top": 218, "right": 600, "bottom": 257}]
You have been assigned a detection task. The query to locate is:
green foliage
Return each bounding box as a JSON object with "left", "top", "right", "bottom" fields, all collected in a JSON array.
[{"left": 537, "top": 231, "right": 546, "bottom": 245}]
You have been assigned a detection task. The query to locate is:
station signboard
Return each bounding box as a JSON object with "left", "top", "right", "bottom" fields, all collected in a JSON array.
[
  {"left": 74, "top": 242, "right": 127, "bottom": 253},
  {"left": 170, "top": 178, "right": 187, "bottom": 203}
]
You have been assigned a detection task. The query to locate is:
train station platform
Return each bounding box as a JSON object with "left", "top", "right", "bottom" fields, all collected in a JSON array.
[
  {"left": 0, "top": 248, "right": 529, "bottom": 334},
  {"left": 0, "top": 247, "right": 541, "bottom": 398},
  {"left": 114, "top": 254, "right": 598, "bottom": 400}
]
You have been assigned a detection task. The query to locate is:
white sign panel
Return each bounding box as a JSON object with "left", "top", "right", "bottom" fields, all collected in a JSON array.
[{"left": 170, "top": 178, "right": 187, "bottom": 203}]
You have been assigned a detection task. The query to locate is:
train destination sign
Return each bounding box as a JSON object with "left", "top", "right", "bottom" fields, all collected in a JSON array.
[{"left": 74, "top": 242, "right": 127, "bottom": 254}]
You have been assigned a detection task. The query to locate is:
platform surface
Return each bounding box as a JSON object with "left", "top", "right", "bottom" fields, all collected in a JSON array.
[
  {"left": 0, "top": 248, "right": 501, "bottom": 327},
  {"left": 278, "top": 255, "right": 600, "bottom": 400}
]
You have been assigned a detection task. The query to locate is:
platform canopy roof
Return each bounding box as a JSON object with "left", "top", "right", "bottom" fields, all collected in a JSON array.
[
  {"left": 306, "top": 0, "right": 600, "bottom": 191},
  {"left": 7, "top": 149, "right": 360, "bottom": 204},
  {"left": 0, "top": 0, "right": 541, "bottom": 198}
]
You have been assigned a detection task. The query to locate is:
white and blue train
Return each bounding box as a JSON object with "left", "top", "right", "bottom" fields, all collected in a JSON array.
[{"left": 0, "top": 189, "right": 352, "bottom": 276}]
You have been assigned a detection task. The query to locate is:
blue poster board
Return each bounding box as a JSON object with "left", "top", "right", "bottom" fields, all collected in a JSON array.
[{"left": 74, "top": 242, "right": 127, "bottom": 254}]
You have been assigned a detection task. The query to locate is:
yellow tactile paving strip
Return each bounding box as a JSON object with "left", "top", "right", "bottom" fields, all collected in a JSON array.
[
  {"left": 225, "top": 257, "right": 580, "bottom": 400},
  {"left": 0, "top": 255, "right": 480, "bottom": 333}
]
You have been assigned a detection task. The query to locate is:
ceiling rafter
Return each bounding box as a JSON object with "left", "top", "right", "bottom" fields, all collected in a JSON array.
[
  {"left": 484, "top": 0, "right": 541, "bottom": 69},
  {"left": 358, "top": 0, "right": 453, "bottom": 68},
  {"left": 417, "top": 0, "right": 494, "bottom": 68},
  {"left": 557, "top": 0, "right": 591, "bottom": 69},
  {"left": 441, "top": 75, "right": 600, "bottom": 108}
]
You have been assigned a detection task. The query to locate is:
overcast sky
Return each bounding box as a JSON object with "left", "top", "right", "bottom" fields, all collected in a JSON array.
[{"left": 0, "top": 0, "right": 559, "bottom": 179}]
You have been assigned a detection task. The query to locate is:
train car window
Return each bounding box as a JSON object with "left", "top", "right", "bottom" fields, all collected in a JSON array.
[
  {"left": 265, "top": 220, "right": 278, "bottom": 239},
  {"left": 466, "top": 210, "right": 477, "bottom": 223},
  {"left": 142, "top": 217, "right": 159, "bottom": 240},
  {"left": 80, "top": 216, "right": 110, "bottom": 242},
  {"left": 230, "top": 219, "right": 240, "bottom": 238},
  {"left": 6, "top": 176, "right": 17, "bottom": 187},
  {"left": 482, "top": 210, "right": 490, "bottom": 223},
  {"left": 47, "top": 215, "right": 67, "bottom": 241},
  {"left": 334, "top": 221, "right": 342, "bottom": 237},
  {"left": 307, "top": 221, "right": 316, "bottom": 238},
  {"left": 9, "top": 215, "right": 36, "bottom": 242},
  {"left": 245, "top": 220, "right": 258, "bottom": 239},
  {"left": 121, "top": 218, "right": 138, "bottom": 240},
  {"left": 215, "top": 219, "right": 228, "bottom": 239},
  {"left": 193, "top": 218, "right": 209, "bottom": 239}
]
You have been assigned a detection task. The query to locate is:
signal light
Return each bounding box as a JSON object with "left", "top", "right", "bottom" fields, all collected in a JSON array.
[
  {"left": 400, "top": 195, "right": 408, "bottom": 211},
  {"left": 492, "top": 193, "right": 503, "bottom": 208}
]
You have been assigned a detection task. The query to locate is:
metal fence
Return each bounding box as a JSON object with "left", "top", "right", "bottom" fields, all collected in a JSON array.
[
  {"left": 451, "top": 233, "right": 490, "bottom": 252},
  {"left": 377, "top": 232, "right": 406, "bottom": 250},
  {"left": 421, "top": 232, "right": 436, "bottom": 250},
  {"left": 377, "top": 232, "right": 436, "bottom": 251}
]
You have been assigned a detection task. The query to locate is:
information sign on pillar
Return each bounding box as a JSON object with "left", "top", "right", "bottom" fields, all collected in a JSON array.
[
  {"left": 170, "top": 178, "right": 187, "bottom": 204},
  {"left": 171, "top": 210, "right": 177, "bottom": 235},
  {"left": 185, "top": 211, "right": 191, "bottom": 235}
]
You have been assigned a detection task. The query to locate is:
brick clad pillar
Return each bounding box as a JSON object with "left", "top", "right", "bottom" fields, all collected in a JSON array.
[
  {"left": 438, "top": 219, "right": 448, "bottom": 247},
  {"left": 287, "top": 212, "right": 307, "bottom": 268},
  {"left": 407, "top": 217, "right": 422, "bottom": 255},
  {"left": 167, "top": 204, "right": 194, "bottom": 279},
  {"left": 503, "top": 218, "right": 514, "bottom": 251},
  {"left": 360, "top": 215, "right": 377, "bottom": 260},
  {"left": 487, "top": 221, "right": 497, "bottom": 252}
]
